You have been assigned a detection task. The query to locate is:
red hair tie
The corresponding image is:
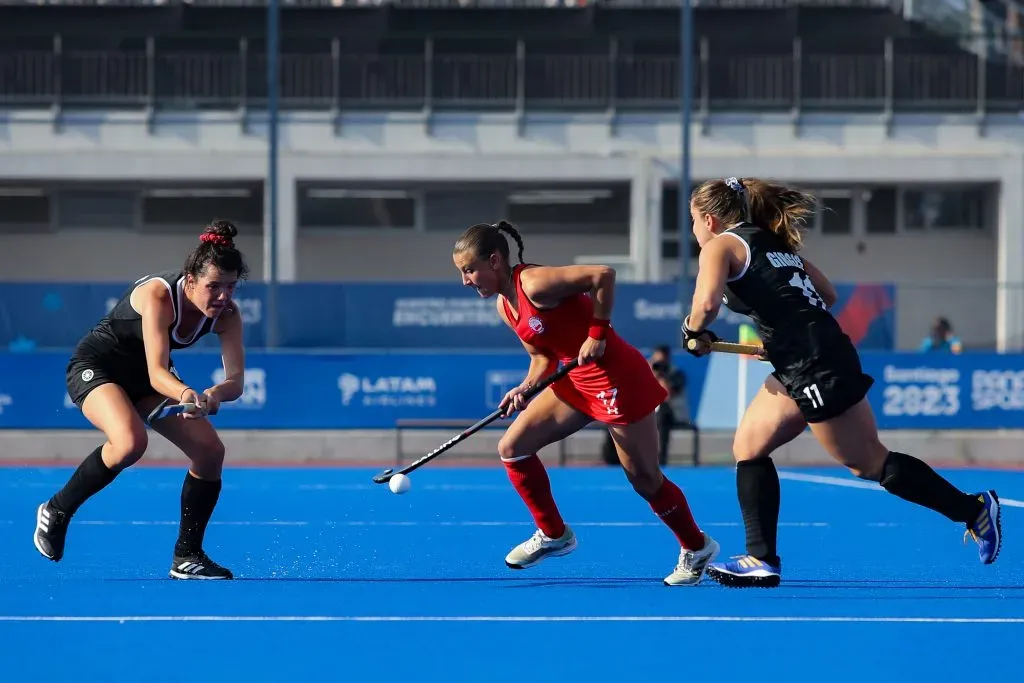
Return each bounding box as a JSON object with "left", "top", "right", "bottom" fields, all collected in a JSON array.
[{"left": 200, "top": 233, "right": 232, "bottom": 248}]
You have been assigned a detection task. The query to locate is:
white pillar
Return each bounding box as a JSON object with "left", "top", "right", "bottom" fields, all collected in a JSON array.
[
  {"left": 629, "top": 158, "right": 650, "bottom": 282},
  {"left": 997, "top": 154, "right": 1024, "bottom": 352}
]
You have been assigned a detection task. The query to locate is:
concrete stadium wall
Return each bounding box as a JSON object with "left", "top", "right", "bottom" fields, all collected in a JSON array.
[{"left": 2, "top": 428, "right": 1021, "bottom": 469}]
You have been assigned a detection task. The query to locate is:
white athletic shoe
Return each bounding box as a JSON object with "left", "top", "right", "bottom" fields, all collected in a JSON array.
[
  {"left": 505, "top": 526, "right": 578, "bottom": 569},
  {"left": 663, "top": 532, "right": 720, "bottom": 586}
]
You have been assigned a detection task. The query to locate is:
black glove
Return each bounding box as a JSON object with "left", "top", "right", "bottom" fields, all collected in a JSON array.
[{"left": 681, "top": 316, "right": 720, "bottom": 357}]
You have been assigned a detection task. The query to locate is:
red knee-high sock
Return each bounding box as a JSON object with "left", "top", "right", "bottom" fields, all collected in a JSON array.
[
  {"left": 503, "top": 454, "right": 566, "bottom": 539},
  {"left": 649, "top": 477, "right": 705, "bottom": 550}
]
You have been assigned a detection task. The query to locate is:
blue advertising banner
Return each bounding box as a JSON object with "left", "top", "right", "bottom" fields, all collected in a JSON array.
[
  {"left": 0, "top": 350, "right": 1020, "bottom": 431},
  {"left": 0, "top": 281, "right": 895, "bottom": 352},
  {"left": 862, "top": 353, "right": 1024, "bottom": 430},
  {"left": 0, "top": 350, "right": 713, "bottom": 430}
]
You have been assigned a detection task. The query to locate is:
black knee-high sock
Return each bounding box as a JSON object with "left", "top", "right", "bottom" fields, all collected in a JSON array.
[
  {"left": 49, "top": 446, "right": 119, "bottom": 515},
  {"left": 174, "top": 473, "right": 222, "bottom": 557},
  {"left": 880, "top": 451, "right": 983, "bottom": 523},
  {"left": 737, "top": 458, "right": 781, "bottom": 565}
]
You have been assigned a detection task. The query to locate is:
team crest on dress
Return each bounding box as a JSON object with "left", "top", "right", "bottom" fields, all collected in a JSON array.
[{"left": 528, "top": 316, "right": 545, "bottom": 333}]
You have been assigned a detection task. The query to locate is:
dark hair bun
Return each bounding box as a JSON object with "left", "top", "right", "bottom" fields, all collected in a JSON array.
[{"left": 200, "top": 220, "right": 238, "bottom": 248}]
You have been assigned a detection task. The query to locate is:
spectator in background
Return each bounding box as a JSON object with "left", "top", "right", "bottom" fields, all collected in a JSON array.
[
  {"left": 602, "top": 344, "right": 689, "bottom": 466},
  {"left": 650, "top": 344, "right": 689, "bottom": 465},
  {"left": 920, "top": 317, "right": 962, "bottom": 353}
]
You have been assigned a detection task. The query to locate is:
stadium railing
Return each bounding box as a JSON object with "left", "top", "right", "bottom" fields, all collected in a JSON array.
[{"left": 0, "top": 35, "right": 1020, "bottom": 114}]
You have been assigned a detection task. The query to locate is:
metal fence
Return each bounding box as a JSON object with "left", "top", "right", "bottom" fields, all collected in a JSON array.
[{"left": 0, "top": 35, "right": 1021, "bottom": 112}]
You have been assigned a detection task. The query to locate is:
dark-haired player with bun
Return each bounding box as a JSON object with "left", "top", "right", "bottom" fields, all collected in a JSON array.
[
  {"left": 681, "top": 177, "right": 1001, "bottom": 588},
  {"left": 33, "top": 220, "right": 248, "bottom": 580},
  {"left": 453, "top": 221, "right": 719, "bottom": 586}
]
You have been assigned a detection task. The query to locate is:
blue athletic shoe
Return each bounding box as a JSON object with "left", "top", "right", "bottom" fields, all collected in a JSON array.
[
  {"left": 965, "top": 490, "right": 1001, "bottom": 565},
  {"left": 705, "top": 554, "right": 781, "bottom": 588}
]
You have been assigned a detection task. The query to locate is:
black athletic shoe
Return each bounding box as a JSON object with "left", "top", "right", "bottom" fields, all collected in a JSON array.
[
  {"left": 169, "top": 552, "right": 234, "bottom": 580},
  {"left": 33, "top": 501, "right": 70, "bottom": 562}
]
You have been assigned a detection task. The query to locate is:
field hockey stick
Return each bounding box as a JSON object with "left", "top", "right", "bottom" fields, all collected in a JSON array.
[
  {"left": 686, "top": 339, "right": 766, "bottom": 357},
  {"left": 145, "top": 398, "right": 198, "bottom": 425},
  {"left": 372, "top": 358, "right": 581, "bottom": 484}
]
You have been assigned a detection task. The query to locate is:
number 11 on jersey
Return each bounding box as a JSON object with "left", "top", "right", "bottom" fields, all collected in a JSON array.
[{"left": 802, "top": 383, "right": 824, "bottom": 409}]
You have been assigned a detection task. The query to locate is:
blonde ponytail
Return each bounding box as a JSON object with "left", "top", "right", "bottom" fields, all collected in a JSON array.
[{"left": 692, "top": 177, "right": 816, "bottom": 252}]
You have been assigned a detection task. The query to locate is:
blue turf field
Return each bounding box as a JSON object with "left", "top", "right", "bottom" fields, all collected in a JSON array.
[{"left": 1, "top": 465, "right": 1021, "bottom": 680}]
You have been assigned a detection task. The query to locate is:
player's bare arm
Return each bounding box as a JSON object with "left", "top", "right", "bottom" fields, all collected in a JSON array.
[
  {"left": 519, "top": 341, "right": 556, "bottom": 388},
  {"left": 496, "top": 296, "right": 556, "bottom": 383},
  {"left": 496, "top": 296, "right": 556, "bottom": 415},
  {"left": 504, "top": 343, "right": 557, "bottom": 416},
  {"left": 686, "top": 234, "right": 746, "bottom": 332},
  {"left": 520, "top": 264, "right": 615, "bottom": 320},
  {"left": 135, "top": 281, "right": 193, "bottom": 402},
  {"left": 520, "top": 264, "right": 615, "bottom": 365},
  {"left": 205, "top": 305, "right": 246, "bottom": 411}
]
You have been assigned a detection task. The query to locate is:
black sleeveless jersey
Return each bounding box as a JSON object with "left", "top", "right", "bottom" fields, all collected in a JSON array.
[
  {"left": 73, "top": 270, "right": 221, "bottom": 368},
  {"left": 720, "top": 224, "right": 855, "bottom": 380}
]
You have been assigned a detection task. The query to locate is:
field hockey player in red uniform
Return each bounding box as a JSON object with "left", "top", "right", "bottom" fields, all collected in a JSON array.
[{"left": 452, "top": 221, "right": 720, "bottom": 586}]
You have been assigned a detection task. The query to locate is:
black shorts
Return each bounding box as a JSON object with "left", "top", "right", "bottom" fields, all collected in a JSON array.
[
  {"left": 65, "top": 355, "right": 170, "bottom": 408},
  {"left": 773, "top": 346, "right": 874, "bottom": 423}
]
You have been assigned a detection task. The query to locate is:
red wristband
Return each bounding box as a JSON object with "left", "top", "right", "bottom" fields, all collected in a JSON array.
[{"left": 588, "top": 317, "right": 610, "bottom": 340}]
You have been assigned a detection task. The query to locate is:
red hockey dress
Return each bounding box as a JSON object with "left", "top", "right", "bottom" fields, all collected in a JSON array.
[{"left": 501, "top": 264, "right": 667, "bottom": 426}]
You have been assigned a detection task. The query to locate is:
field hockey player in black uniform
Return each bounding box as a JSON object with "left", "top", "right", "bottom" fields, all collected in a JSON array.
[
  {"left": 680, "top": 177, "right": 1001, "bottom": 588},
  {"left": 33, "top": 220, "right": 248, "bottom": 580}
]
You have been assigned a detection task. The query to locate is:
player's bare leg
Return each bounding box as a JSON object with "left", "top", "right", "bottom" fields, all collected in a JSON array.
[
  {"left": 810, "top": 398, "right": 1000, "bottom": 564},
  {"left": 498, "top": 388, "right": 591, "bottom": 569},
  {"left": 144, "top": 395, "right": 233, "bottom": 580},
  {"left": 35, "top": 384, "right": 146, "bottom": 562},
  {"left": 707, "top": 375, "right": 805, "bottom": 587},
  {"left": 608, "top": 412, "right": 719, "bottom": 586}
]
